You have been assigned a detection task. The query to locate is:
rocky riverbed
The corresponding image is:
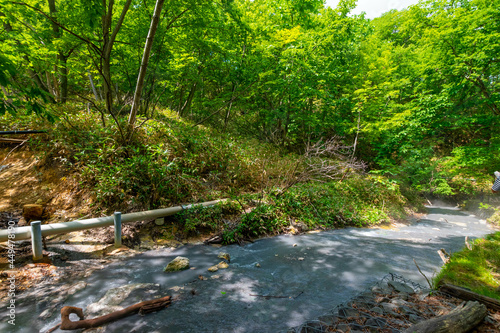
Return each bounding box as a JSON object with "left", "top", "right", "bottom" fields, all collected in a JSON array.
[{"left": 0, "top": 203, "right": 498, "bottom": 332}]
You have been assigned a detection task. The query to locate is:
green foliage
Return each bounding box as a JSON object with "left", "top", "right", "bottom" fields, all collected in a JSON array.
[
  {"left": 221, "top": 175, "right": 419, "bottom": 244},
  {"left": 434, "top": 232, "right": 500, "bottom": 300},
  {"left": 176, "top": 201, "right": 240, "bottom": 234},
  {"left": 38, "top": 110, "right": 263, "bottom": 211},
  {"left": 5, "top": 0, "right": 500, "bottom": 242}
]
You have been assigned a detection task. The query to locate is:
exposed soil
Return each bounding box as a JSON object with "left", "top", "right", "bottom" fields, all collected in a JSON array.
[{"left": 0, "top": 144, "right": 93, "bottom": 227}]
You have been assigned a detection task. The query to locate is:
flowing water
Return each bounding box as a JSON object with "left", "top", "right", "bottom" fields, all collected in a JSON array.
[{"left": 2, "top": 204, "right": 495, "bottom": 333}]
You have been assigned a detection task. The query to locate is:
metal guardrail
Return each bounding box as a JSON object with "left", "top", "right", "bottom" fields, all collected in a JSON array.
[{"left": 1, "top": 199, "right": 225, "bottom": 260}]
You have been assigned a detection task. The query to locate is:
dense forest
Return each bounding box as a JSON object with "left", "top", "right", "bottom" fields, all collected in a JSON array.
[{"left": 1, "top": 0, "right": 499, "bottom": 220}]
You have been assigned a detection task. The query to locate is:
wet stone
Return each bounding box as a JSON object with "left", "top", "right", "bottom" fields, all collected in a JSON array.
[
  {"left": 338, "top": 307, "right": 360, "bottom": 318},
  {"left": 317, "top": 315, "right": 337, "bottom": 326},
  {"left": 67, "top": 281, "right": 87, "bottom": 296},
  {"left": 365, "top": 317, "right": 387, "bottom": 328},
  {"left": 370, "top": 306, "right": 384, "bottom": 315},
  {"left": 392, "top": 319, "right": 407, "bottom": 326},
  {"left": 218, "top": 252, "right": 231, "bottom": 262},
  {"left": 381, "top": 302, "right": 399, "bottom": 315},
  {"left": 388, "top": 281, "right": 415, "bottom": 295},
  {"left": 217, "top": 261, "right": 229, "bottom": 269},
  {"left": 409, "top": 314, "right": 423, "bottom": 323},
  {"left": 401, "top": 305, "right": 416, "bottom": 315},
  {"left": 396, "top": 292, "right": 410, "bottom": 301},
  {"left": 336, "top": 323, "right": 349, "bottom": 332},
  {"left": 391, "top": 299, "right": 410, "bottom": 307},
  {"left": 299, "top": 321, "right": 324, "bottom": 333},
  {"left": 164, "top": 256, "right": 190, "bottom": 272},
  {"left": 349, "top": 323, "right": 364, "bottom": 331},
  {"left": 375, "top": 296, "right": 391, "bottom": 303}
]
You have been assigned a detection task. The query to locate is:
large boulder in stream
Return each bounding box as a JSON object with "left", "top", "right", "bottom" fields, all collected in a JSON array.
[{"left": 164, "top": 256, "right": 190, "bottom": 272}]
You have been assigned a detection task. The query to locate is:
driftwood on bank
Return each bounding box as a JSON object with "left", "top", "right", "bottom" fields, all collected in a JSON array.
[
  {"left": 437, "top": 248, "right": 450, "bottom": 264},
  {"left": 403, "top": 301, "right": 486, "bottom": 333},
  {"left": 55, "top": 295, "right": 171, "bottom": 330},
  {"left": 439, "top": 283, "right": 500, "bottom": 311}
]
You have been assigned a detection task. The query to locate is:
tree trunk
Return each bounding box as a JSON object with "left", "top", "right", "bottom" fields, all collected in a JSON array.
[
  {"left": 100, "top": 0, "right": 132, "bottom": 115},
  {"left": 128, "top": 0, "right": 165, "bottom": 130},
  {"left": 58, "top": 53, "right": 68, "bottom": 103},
  {"left": 179, "top": 81, "right": 197, "bottom": 117},
  {"left": 223, "top": 83, "right": 236, "bottom": 132},
  {"left": 48, "top": 0, "right": 68, "bottom": 103},
  {"left": 88, "top": 71, "right": 100, "bottom": 101},
  {"left": 403, "top": 301, "right": 486, "bottom": 333}
]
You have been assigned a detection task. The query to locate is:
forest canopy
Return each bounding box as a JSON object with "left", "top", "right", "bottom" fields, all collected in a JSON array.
[{"left": 1, "top": 0, "right": 499, "bottom": 197}]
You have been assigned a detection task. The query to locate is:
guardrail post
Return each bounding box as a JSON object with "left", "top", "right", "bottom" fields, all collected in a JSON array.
[
  {"left": 114, "top": 212, "right": 122, "bottom": 247},
  {"left": 31, "top": 221, "right": 43, "bottom": 261}
]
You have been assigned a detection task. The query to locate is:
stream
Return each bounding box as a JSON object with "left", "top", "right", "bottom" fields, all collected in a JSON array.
[{"left": 2, "top": 203, "right": 495, "bottom": 333}]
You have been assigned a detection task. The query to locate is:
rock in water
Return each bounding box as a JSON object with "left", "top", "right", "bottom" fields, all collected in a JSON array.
[
  {"left": 218, "top": 252, "right": 230, "bottom": 262},
  {"left": 217, "top": 261, "right": 229, "bottom": 269},
  {"left": 164, "top": 256, "right": 190, "bottom": 272},
  {"left": 208, "top": 265, "right": 219, "bottom": 272}
]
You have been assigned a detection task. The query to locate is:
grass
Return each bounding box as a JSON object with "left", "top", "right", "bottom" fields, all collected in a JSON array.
[{"left": 434, "top": 232, "right": 500, "bottom": 300}]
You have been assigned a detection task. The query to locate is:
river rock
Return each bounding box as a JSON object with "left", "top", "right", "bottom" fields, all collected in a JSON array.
[
  {"left": 23, "top": 204, "right": 44, "bottom": 221},
  {"left": 388, "top": 281, "right": 415, "bottom": 294},
  {"left": 338, "top": 307, "right": 359, "bottom": 318},
  {"left": 208, "top": 265, "right": 219, "bottom": 272},
  {"left": 218, "top": 252, "right": 231, "bottom": 262},
  {"left": 381, "top": 302, "right": 399, "bottom": 314},
  {"left": 217, "top": 261, "right": 229, "bottom": 269},
  {"left": 164, "top": 256, "right": 190, "bottom": 272}
]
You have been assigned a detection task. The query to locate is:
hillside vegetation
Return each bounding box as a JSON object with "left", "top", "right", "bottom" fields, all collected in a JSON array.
[
  {"left": 1, "top": 108, "right": 421, "bottom": 244},
  {"left": 1, "top": 0, "right": 499, "bottom": 242}
]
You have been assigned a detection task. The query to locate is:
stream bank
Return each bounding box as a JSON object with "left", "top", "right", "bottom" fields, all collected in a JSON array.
[{"left": 0, "top": 203, "right": 496, "bottom": 332}]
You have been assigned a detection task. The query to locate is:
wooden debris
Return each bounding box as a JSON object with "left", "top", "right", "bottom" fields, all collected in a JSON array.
[
  {"left": 465, "top": 236, "right": 472, "bottom": 250},
  {"left": 403, "top": 300, "right": 486, "bottom": 333},
  {"left": 56, "top": 295, "right": 171, "bottom": 330},
  {"left": 437, "top": 248, "right": 450, "bottom": 264},
  {"left": 439, "top": 284, "right": 500, "bottom": 311},
  {"left": 413, "top": 258, "right": 432, "bottom": 289},
  {"left": 204, "top": 234, "right": 223, "bottom": 244}
]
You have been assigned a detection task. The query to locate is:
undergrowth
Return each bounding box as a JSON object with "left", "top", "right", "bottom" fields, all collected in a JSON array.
[{"left": 1, "top": 104, "right": 424, "bottom": 244}]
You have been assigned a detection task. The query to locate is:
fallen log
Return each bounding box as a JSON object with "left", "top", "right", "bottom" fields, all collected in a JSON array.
[
  {"left": 439, "top": 284, "right": 500, "bottom": 311},
  {"left": 58, "top": 295, "right": 171, "bottom": 330},
  {"left": 403, "top": 301, "right": 486, "bottom": 333}
]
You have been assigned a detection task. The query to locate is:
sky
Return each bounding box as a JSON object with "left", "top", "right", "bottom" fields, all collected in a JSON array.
[{"left": 324, "top": 0, "right": 421, "bottom": 19}]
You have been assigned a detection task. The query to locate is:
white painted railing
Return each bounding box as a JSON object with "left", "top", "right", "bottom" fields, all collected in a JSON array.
[{"left": 1, "top": 199, "right": 225, "bottom": 260}]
